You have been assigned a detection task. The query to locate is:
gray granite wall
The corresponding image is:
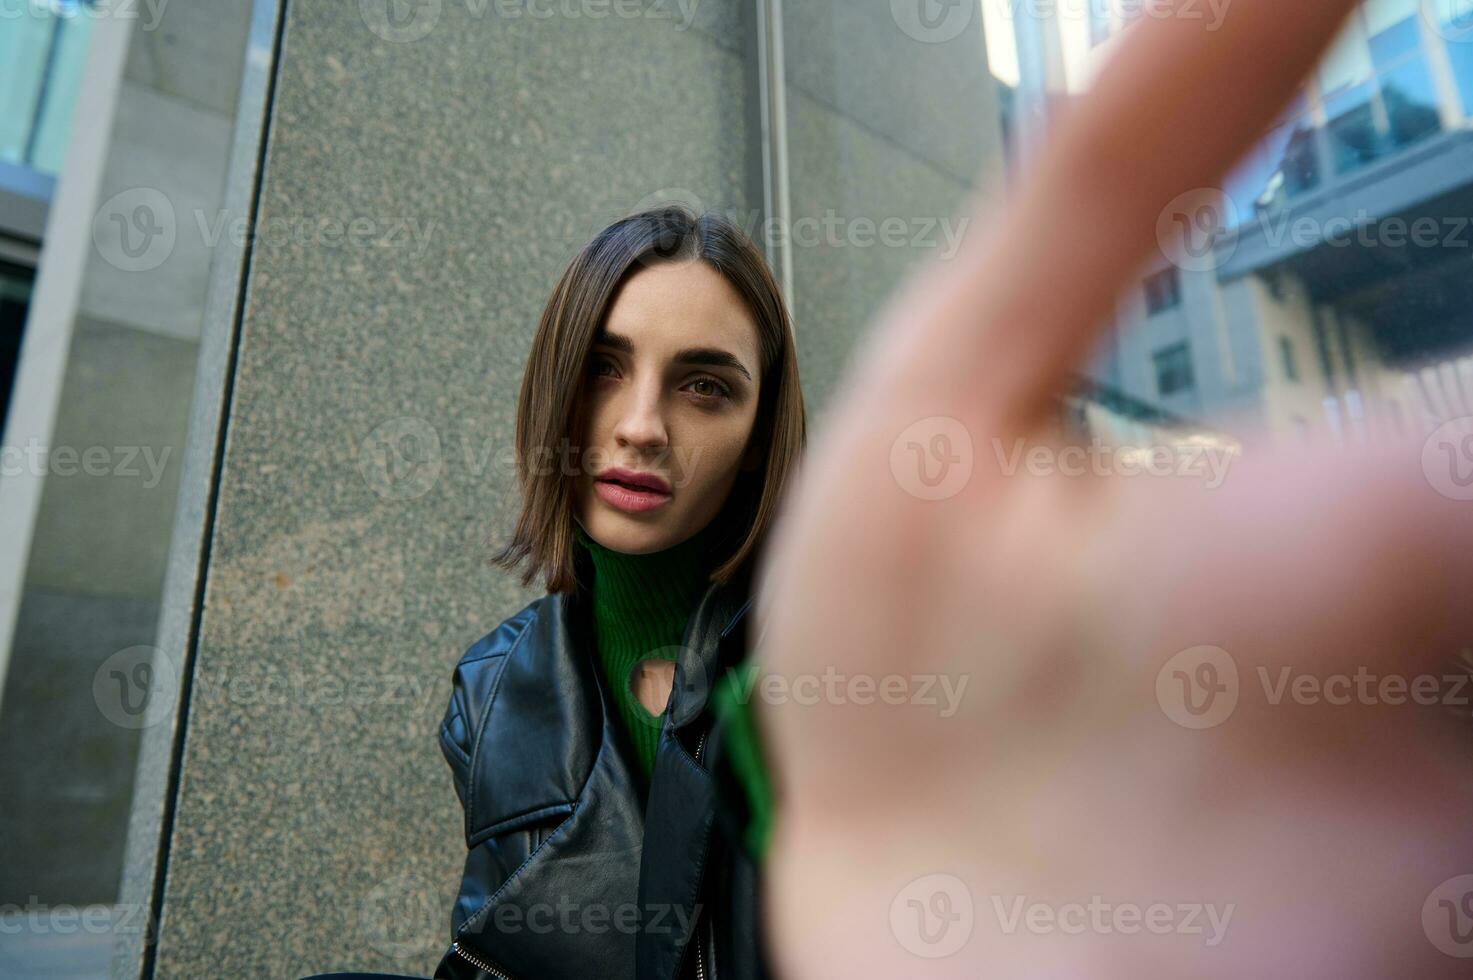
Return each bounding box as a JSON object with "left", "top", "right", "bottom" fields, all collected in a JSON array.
[
  {"left": 780, "top": 0, "right": 1003, "bottom": 417},
  {"left": 149, "top": 2, "right": 756, "bottom": 977}
]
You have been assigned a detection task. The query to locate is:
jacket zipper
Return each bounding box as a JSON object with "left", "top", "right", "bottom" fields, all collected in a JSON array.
[
  {"left": 705, "top": 912, "right": 717, "bottom": 980},
  {"left": 451, "top": 939, "right": 516, "bottom": 979}
]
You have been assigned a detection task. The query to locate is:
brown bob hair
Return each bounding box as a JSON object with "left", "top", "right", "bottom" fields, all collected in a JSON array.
[{"left": 489, "top": 204, "right": 807, "bottom": 594}]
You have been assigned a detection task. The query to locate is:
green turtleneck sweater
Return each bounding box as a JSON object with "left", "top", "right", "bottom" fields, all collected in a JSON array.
[
  {"left": 572, "top": 520, "right": 774, "bottom": 860},
  {"left": 573, "top": 520, "right": 724, "bottom": 788}
]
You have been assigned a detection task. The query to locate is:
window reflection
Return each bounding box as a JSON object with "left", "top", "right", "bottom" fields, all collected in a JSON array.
[
  {"left": 0, "top": 3, "right": 93, "bottom": 176},
  {"left": 0, "top": 261, "right": 32, "bottom": 432},
  {"left": 990, "top": 0, "right": 1473, "bottom": 452},
  {"left": 1434, "top": 0, "right": 1473, "bottom": 111}
]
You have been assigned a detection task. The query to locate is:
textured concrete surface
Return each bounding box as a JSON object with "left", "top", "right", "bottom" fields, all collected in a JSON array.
[
  {"left": 27, "top": 315, "right": 197, "bottom": 598},
  {"left": 0, "top": 589, "right": 159, "bottom": 902},
  {"left": 781, "top": 0, "right": 1003, "bottom": 420},
  {"left": 150, "top": 3, "right": 753, "bottom": 977}
]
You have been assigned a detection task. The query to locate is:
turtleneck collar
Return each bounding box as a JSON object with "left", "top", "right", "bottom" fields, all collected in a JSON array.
[{"left": 573, "top": 519, "right": 724, "bottom": 636}]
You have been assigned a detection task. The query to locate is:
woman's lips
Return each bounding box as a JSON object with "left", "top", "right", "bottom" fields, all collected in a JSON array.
[{"left": 594, "top": 478, "right": 673, "bottom": 514}]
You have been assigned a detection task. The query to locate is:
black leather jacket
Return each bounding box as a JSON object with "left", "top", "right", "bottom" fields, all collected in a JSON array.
[{"left": 433, "top": 548, "right": 770, "bottom": 980}]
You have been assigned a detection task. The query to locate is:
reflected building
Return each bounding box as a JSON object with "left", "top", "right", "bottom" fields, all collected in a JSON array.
[{"left": 990, "top": 0, "right": 1473, "bottom": 447}]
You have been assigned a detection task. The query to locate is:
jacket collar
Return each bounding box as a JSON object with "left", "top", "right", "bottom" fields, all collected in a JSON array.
[
  {"left": 668, "top": 560, "right": 754, "bottom": 729},
  {"left": 464, "top": 554, "right": 754, "bottom": 844}
]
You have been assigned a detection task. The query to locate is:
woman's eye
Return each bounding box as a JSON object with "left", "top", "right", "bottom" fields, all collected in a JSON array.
[
  {"left": 687, "top": 376, "right": 731, "bottom": 401},
  {"left": 589, "top": 356, "right": 616, "bottom": 379}
]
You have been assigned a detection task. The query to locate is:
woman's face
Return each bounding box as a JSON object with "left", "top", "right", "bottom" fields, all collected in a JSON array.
[{"left": 573, "top": 259, "right": 763, "bottom": 554}]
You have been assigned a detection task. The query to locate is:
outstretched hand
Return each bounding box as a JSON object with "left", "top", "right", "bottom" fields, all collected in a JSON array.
[{"left": 751, "top": 2, "right": 1473, "bottom": 975}]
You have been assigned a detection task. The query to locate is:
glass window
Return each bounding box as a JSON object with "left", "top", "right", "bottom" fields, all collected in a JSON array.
[
  {"left": 1089, "top": 0, "right": 1113, "bottom": 47},
  {"left": 1362, "top": 0, "right": 1418, "bottom": 33},
  {"left": 1318, "top": 16, "right": 1374, "bottom": 98},
  {"left": 1324, "top": 80, "right": 1385, "bottom": 174},
  {"left": 1426, "top": 0, "right": 1473, "bottom": 35},
  {"left": 1437, "top": 2, "right": 1473, "bottom": 115},
  {"left": 0, "top": 6, "right": 93, "bottom": 176},
  {"left": 0, "top": 260, "right": 32, "bottom": 432},
  {"left": 1280, "top": 335, "right": 1301, "bottom": 382},
  {"left": 1380, "top": 57, "right": 1442, "bottom": 148},
  {"left": 1153, "top": 341, "right": 1196, "bottom": 397},
  {"left": 1366, "top": 14, "right": 1420, "bottom": 69},
  {"left": 1144, "top": 267, "right": 1181, "bottom": 316},
  {"left": 981, "top": 0, "right": 1473, "bottom": 454},
  {"left": 1235, "top": 112, "right": 1323, "bottom": 215}
]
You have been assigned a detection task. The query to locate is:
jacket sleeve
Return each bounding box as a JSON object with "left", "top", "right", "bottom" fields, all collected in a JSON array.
[
  {"left": 438, "top": 605, "right": 539, "bottom": 815},
  {"left": 438, "top": 655, "right": 478, "bottom": 808}
]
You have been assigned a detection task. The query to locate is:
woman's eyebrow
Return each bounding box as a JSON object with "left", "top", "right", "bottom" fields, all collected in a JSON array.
[{"left": 595, "top": 330, "right": 753, "bottom": 382}]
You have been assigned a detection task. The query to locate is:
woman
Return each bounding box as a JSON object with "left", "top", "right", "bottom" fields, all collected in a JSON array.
[{"left": 434, "top": 204, "right": 805, "bottom": 980}]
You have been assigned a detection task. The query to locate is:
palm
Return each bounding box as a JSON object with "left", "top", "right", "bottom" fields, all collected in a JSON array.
[{"left": 749, "top": 2, "right": 1473, "bottom": 976}]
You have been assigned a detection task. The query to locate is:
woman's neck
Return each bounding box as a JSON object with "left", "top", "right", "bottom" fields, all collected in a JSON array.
[{"left": 573, "top": 520, "right": 722, "bottom": 636}]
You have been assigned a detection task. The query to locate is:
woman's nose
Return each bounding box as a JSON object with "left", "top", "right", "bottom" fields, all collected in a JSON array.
[{"left": 613, "top": 381, "right": 668, "bottom": 449}]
